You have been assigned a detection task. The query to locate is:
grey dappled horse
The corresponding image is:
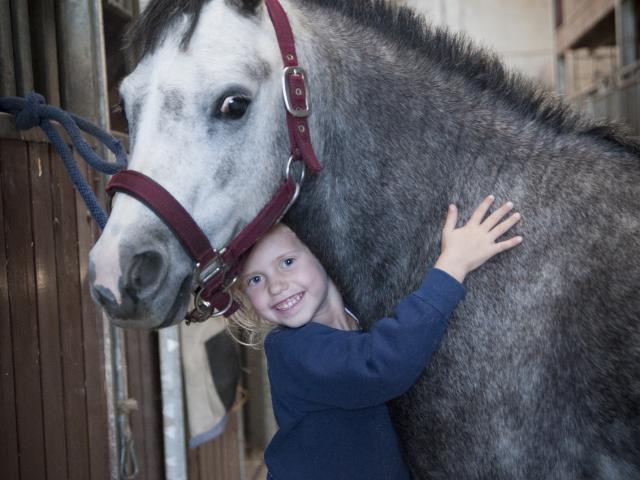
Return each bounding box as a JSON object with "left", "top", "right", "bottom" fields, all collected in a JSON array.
[{"left": 88, "top": 0, "right": 640, "bottom": 477}]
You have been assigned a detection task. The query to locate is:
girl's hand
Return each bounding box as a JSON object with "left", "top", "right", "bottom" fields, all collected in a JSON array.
[{"left": 434, "top": 195, "right": 523, "bottom": 283}]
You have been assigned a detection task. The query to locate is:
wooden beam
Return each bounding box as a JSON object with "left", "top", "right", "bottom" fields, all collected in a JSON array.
[
  {"left": 555, "top": 0, "right": 615, "bottom": 52},
  {"left": 9, "top": 0, "right": 34, "bottom": 95},
  {"left": 0, "top": 113, "right": 101, "bottom": 147},
  {"left": 0, "top": 0, "right": 15, "bottom": 96},
  {"left": 616, "top": 0, "right": 638, "bottom": 67},
  {"left": 29, "top": 0, "right": 61, "bottom": 105}
]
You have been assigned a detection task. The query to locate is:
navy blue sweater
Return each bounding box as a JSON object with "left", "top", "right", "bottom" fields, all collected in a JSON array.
[{"left": 263, "top": 268, "right": 465, "bottom": 480}]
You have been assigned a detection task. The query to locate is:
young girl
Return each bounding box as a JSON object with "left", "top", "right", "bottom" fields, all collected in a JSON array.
[{"left": 230, "top": 195, "right": 523, "bottom": 480}]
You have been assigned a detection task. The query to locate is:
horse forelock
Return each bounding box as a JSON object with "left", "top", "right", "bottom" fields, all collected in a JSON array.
[{"left": 125, "top": 0, "right": 211, "bottom": 63}]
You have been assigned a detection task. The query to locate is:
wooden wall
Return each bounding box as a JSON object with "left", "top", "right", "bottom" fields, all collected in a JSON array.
[
  {"left": 0, "top": 129, "right": 164, "bottom": 480},
  {"left": 1, "top": 0, "right": 248, "bottom": 476},
  {"left": 575, "top": 63, "right": 640, "bottom": 135},
  {"left": 188, "top": 412, "right": 243, "bottom": 480}
]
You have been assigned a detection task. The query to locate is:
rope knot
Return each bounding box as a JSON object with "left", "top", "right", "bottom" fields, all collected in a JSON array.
[{"left": 15, "top": 92, "right": 45, "bottom": 130}]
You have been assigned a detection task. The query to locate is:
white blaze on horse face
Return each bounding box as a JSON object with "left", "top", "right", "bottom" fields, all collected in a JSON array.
[
  {"left": 92, "top": 228, "right": 124, "bottom": 304},
  {"left": 114, "top": 0, "right": 285, "bottom": 248}
]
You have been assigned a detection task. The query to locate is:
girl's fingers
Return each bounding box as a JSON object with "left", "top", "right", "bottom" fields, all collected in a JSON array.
[
  {"left": 494, "top": 235, "right": 523, "bottom": 253},
  {"left": 443, "top": 204, "right": 458, "bottom": 233},
  {"left": 489, "top": 212, "right": 521, "bottom": 239},
  {"left": 483, "top": 201, "right": 514, "bottom": 230},
  {"left": 469, "top": 195, "right": 495, "bottom": 225}
]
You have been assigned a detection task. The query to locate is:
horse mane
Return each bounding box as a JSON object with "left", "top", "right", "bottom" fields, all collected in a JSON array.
[{"left": 125, "top": 0, "right": 640, "bottom": 155}]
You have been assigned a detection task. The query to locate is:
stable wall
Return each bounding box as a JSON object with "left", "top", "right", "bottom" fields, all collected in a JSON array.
[{"left": 396, "top": 0, "right": 555, "bottom": 86}]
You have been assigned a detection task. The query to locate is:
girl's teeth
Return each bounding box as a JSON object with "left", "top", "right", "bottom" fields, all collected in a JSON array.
[{"left": 276, "top": 293, "right": 302, "bottom": 310}]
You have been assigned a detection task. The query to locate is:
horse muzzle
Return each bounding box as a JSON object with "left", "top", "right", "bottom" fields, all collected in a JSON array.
[{"left": 88, "top": 237, "right": 189, "bottom": 328}]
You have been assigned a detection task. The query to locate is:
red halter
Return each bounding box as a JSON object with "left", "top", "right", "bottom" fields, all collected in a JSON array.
[{"left": 106, "top": 0, "right": 321, "bottom": 323}]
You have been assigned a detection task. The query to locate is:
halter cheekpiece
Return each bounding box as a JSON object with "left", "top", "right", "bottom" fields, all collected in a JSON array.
[{"left": 105, "top": 0, "right": 322, "bottom": 324}]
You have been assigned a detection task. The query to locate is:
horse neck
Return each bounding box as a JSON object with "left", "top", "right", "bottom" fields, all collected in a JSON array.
[{"left": 285, "top": 4, "right": 494, "bottom": 249}]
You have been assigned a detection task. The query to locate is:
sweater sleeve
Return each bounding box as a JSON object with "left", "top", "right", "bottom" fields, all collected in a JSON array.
[{"left": 264, "top": 268, "right": 465, "bottom": 410}]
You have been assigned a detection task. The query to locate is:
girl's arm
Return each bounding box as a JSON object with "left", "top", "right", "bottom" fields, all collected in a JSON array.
[{"left": 265, "top": 267, "right": 463, "bottom": 410}]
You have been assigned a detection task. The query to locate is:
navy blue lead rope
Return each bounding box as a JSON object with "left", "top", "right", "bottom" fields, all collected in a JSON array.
[{"left": 0, "top": 92, "right": 128, "bottom": 229}]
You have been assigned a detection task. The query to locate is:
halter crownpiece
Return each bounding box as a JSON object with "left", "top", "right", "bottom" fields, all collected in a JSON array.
[{"left": 106, "top": 0, "right": 321, "bottom": 324}]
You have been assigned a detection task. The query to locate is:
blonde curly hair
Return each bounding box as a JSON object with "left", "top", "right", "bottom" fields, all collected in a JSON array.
[{"left": 223, "top": 281, "right": 276, "bottom": 349}]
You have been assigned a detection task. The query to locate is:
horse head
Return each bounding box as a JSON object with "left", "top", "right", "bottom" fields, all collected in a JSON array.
[{"left": 89, "top": 0, "right": 298, "bottom": 328}]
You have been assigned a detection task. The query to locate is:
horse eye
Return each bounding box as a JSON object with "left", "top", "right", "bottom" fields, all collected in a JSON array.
[{"left": 217, "top": 95, "right": 251, "bottom": 120}]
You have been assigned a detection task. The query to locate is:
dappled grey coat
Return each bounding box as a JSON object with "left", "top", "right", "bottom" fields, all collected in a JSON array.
[{"left": 123, "top": 0, "right": 640, "bottom": 478}]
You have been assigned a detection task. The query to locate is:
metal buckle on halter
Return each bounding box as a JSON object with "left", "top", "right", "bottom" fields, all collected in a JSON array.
[
  {"left": 195, "top": 247, "right": 229, "bottom": 285},
  {"left": 282, "top": 66, "right": 311, "bottom": 118},
  {"left": 186, "top": 275, "right": 238, "bottom": 324},
  {"left": 185, "top": 248, "right": 237, "bottom": 324}
]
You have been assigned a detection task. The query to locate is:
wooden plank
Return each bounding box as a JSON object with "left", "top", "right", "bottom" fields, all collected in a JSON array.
[
  {"left": 28, "top": 142, "right": 68, "bottom": 480},
  {"left": 76, "top": 160, "right": 110, "bottom": 479},
  {"left": 125, "top": 329, "right": 147, "bottom": 480},
  {"left": 28, "top": 0, "right": 61, "bottom": 105},
  {"left": 9, "top": 0, "right": 34, "bottom": 95},
  {"left": 51, "top": 145, "right": 91, "bottom": 479},
  {"left": 0, "top": 139, "right": 46, "bottom": 479},
  {"left": 198, "top": 439, "right": 214, "bottom": 478},
  {"left": 0, "top": 0, "right": 16, "bottom": 96},
  {"left": 213, "top": 431, "right": 226, "bottom": 480},
  {"left": 89, "top": 168, "right": 120, "bottom": 479},
  {"left": 227, "top": 412, "right": 241, "bottom": 480},
  {"left": 555, "top": 0, "right": 615, "bottom": 52},
  {"left": 223, "top": 413, "right": 241, "bottom": 480},
  {"left": 217, "top": 430, "right": 226, "bottom": 479},
  {"left": 208, "top": 412, "right": 242, "bottom": 480},
  {"left": 138, "top": 330, "right": 164, "bottom": 480},
  {"left": 635, "top": 81, "right": 640, "bottom": 136},
  {"left": 0, "top": 139, "right": 20, "bottom": 480},
  {"left": 188, "top": 445, "right": 200, "bottom": 480},
  {"left": 188, "top": 401, "right": 243, "bottom": 479},
  {"left": 0, "top": 113, "right": 102, "bottom": 147}
]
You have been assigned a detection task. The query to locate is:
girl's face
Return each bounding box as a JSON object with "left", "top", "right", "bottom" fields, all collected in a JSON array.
[{"left": 241, "top": 225, "right": 330, "bottom": 328}]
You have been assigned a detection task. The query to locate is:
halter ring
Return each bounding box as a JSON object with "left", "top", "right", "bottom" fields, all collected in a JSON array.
[
  {"left": 192, "top": 281, "right": 236, "bottom": 320},
  {"left": 285, "top": 155, "right": 306, "bottom": 185}
]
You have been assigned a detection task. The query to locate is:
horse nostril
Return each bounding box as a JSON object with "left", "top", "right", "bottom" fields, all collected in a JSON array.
[
  {"left": 92, "top": 284, "right": 117, "bottom": 310},
  {"left": 127, "top": 250, "right": 167, "bottom": 297},
  {"left": 91, "top": 284, "right": 136, "bottom": 320}
]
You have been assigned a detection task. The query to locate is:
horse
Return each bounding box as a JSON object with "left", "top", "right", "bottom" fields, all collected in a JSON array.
[{"left": 88, "top": 0, "right": 640, "bottom": 477}]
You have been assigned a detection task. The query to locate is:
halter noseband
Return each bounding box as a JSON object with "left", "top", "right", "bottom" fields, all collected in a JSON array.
[{"left": 105, "top": 0, "right": 321, "bottom": 324}]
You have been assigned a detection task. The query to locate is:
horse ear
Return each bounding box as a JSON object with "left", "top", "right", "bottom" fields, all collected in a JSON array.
[{"left": 226, "top": 0, "right": 263, "bottom": 14}]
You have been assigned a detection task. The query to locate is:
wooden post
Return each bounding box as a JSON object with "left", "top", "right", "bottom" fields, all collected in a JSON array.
[
  {"left": 56, "top": 2, "right": 119, "bottom": 478},
  {"left": 0, "top": 0, "right": 15, "bottom": 96},
  {"left": 29, "top": 0, "right": 61, "bottom": 105},
  {"left": 9, "top": 0, "right": 34, "bottom": 95},
  {"left": 616, "top": 0, "right": 638, "bottom": 68},
  {"left": 243, "top": 349, "right": 277, "bottom": 451},
  {"left": 556, "top": 54, "right": 566, "bottom": 96}
]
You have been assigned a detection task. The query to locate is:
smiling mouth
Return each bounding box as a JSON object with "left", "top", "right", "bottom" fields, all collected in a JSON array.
[{"left": 273, "top": 292, "right": 305, "bottom": 311}]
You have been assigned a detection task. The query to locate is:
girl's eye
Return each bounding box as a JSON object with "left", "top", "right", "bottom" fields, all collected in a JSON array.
[
  {"left": 282, "top": 257, "right": 295, "bottom": 268},
  {"left": 216, "top": 95, "right": 251, "bottom": 120},
  {"left": 247, "top": 275, "right": 262, "bottom": 287}
]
